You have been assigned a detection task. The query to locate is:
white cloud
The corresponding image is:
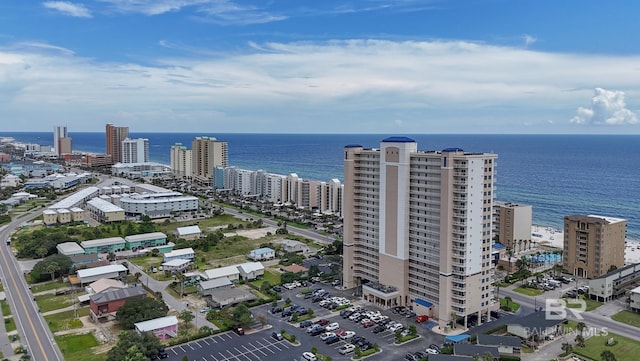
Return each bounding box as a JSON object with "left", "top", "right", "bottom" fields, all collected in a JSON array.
[
  {"left": 1, "top": 39, "right": 640, "bottom": 132},
  {"left": 523, "top": 34, "right": 537, "bottom": 47},
  {"left": 570, "top": 88, "right": 638, "bottom": 126},
  {"left": 43, "top": 1, "right": 92, "bottom": 18}
]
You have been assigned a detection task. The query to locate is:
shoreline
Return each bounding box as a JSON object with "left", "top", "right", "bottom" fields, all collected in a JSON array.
[{"left": 531, "top": 224, "right": 640, "bottom": 265}]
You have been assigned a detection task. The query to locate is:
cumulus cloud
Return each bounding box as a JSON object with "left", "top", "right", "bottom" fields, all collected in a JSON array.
[
  {"left": 570, "top": 88, "right": 638, "bottom": 125},
  {"left": 43, "top": 1, "right": 92, "bottom": 18}
]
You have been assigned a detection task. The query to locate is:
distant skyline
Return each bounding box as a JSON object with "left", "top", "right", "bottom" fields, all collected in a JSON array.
[{"left": 1, "top": 1, "right": 639, "bottom": 134}]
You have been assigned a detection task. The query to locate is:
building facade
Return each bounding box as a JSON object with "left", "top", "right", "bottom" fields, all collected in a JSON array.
[
  {"left": 105, "top": 123, "right": 129, "bottom": 164},
  {"left": 170, "top": 143, "right": 192, "bottom": 179},
  {"left": 342, "top": 137, "right": 497, "bottom": 329},
  {"left": 563, "top": 215, "right": 627, "bottom": 278},
  {"left": 121, "top": 138, "right": 149, "bottom": 164},
  {"left": 492, "top": 202, "right": 532, "bottom": 254},
  {"left": 53, "top": 125, "right": 68, "bottom": 156},
  {"left": 191, "top": 136, "right": 228, "bottom": 186}
]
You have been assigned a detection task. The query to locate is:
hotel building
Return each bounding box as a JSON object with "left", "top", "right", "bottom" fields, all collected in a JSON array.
[
  {"left": 563, "top": 214, "right": 627, "bottom": 278},
  {"left": 170, "top": 143, "right": 192, "bottom": 179},
  {"left": 191, "top": 136, "right": 228, "bottom": 186},
  {"left": 53, "top": 125, "right": 72, "bottom": 156},
  {"left": 106, "top": 123, "right": 129, "bottom": 164},
  {"left": 342, "top": 137, "right": 497, "bottom": 329},
  {"left": 122, "top": 138, "right": 149, "bottom": 164},
  {"left": 492, "top": 201, "right": 532, "bottom": 254}
]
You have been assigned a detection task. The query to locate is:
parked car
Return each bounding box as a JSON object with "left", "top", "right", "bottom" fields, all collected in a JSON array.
[
  {"left": 372, "top": 324, "right": 386, "bottom": 333},
  {"left": 233, "top": 326, "right": 245, "bottom": 335},
  {"left": 272, "top": 285, "right": 282, "bottom": 292},
  {"left": 320, "top": 332, "right": 336, "bottom": 341},
  {"left": 271, "top": 306, "right": 283, "bottom": 314},
  {"left": 339, "top": 331, "right": 356, "bottom": 340},
  {"left": 325, "top": 335, "right": 340, "bottom": 344},
  {"left": 428, "top": 344, "right": 441, "bottom": 352},
  {"left": 339, "top": 344, "right": 356, "bottom": 355},
  {"left": 325, "top": 322, "right": 340, "bottom": 331},
  {"left": 271, "top": 331, "right": 283, "bottom": 341},
  {"left": 199, "top": 307, "right": 211, "bottom": 313},
  {"left": 316, "top": 319, "right": 330, "bottom": 326},
  {"left": 361, "top": 320, "right": 375, "bottom": 328},
  {"left": 302, "top": 352, "right": 317, "bottom": 361},
  {"left": 415, "top": 315, "right": 429, "bottom": 323},
  {"left": 300, "top": 320, "right": 313, "bottom": 328}
]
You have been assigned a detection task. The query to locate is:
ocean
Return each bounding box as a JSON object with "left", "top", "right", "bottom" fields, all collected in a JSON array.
[{"left": 2, "top": 132, "right": 639, "bottom": 240}]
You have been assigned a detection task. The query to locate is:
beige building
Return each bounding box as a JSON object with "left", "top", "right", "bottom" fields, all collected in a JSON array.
[
  {"left": 563, "top": 214, "right": 627, "bottom": 278},
  {"left": 85, "top": 197, "right": 125, "bottom": 223},
  {"left": 170, "top": 143, "right": 193, "bottom": 179},
  {"left": 106, "top": 123, "right": 129, "bottom": 164},
  {"left": 192, "top": 136, "right": 228, "bottom": 186},
  {"left": 342, "top": 137, "right": 497, "bottom": 329},
  {"left": 43, "top": 209, "right": 59, "bottom": 225},
  {"left": 493, "top": 201, "right": 532, "bottom": 254}
]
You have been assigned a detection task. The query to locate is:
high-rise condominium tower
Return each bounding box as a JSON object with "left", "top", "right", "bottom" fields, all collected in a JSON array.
[
  {"left": 53, "top": 125, "right": 71, "bottom": 156},
  {"left": 121, "top": 138, "right": 149, "bottom": 164},
  {"left": 342, "top": 137, "right": 497, "bottom": 329},
  {"left": 191, "top": 136, "right": 228, "bottom": 185},
  {"left": 170, "top": 143, "right": 193, "bottom": 178},
  {"left": 563, "top": 215, "right": 627, "bottom": 278},
  {"left": 105, "top": 123, "right": 129, "bottom": 164}
]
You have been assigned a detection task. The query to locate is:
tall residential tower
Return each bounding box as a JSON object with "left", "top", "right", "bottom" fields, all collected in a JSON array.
[
  {"left": 53, "top": 125, "right": 72, "bottom": 156},
  {"left": 191, "top": 136, "right": 228, "bottom": 186},
  {"left": 342, "top": 137, "right": 497, "bottom": 329},
  {"left": 105, "top": 123, "right": 129, "bottom": 164},
  {"left": 121, "top": 138, "right": 149, "bottom": 164}
]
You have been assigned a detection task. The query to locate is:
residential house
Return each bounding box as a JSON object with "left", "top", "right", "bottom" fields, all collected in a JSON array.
[
  {"left": 454, "top": 344, "right": 499, "bottom": 360},
  {"left": 89, "top": 287, "right": 147, "bottom": 322},
  {"left": 247, "top": 247, "right": 275, "bottom": 261},
  {"left": 57, "top": 242, "right": 85, "bottom": 257},
  {"left": 174, "top": 225, "right": 202, "bottom": 240},
  {"left": 81, "top": 237, "right": 126, "bottom": 254},
  {"left": 237, "top": 262, "right": 265, "bottom": 281},
  {"left": 201, "top": 265, "right": 240, "bottom": 283},
  {"left": 77, "top": 264, "right": 128, "bottom": 285},
  {"left": 197, "top": 278, "right": 232, "bottom": 297},
  {"left": 507, "top": 312, "right": 565, "bottom": 347},
  {"left": 281, "top": 239, "right": 311, "bottom": 254},
  {"left": 476, "top": 334, "right": 521, "bottom": 355},
  {"left": 135, "top": 316, "right": 178, "bottom": 340},
  {"left": 125, "top": 232, "right": 167, "bottom": 251},
  {"left": 163, "top": 247, "right": 195, "bottom": 262},
  {"left": 162, "top": 259, "right": 191, "bottom": 273}
]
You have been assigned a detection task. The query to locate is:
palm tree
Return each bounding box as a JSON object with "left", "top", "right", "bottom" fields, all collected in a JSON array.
[
  {"left": 600, "top": 350, "right": 617, "bottom": 361},
  {"left": 576, "top": 322, "right": 586, "bottom": 336},
  {"left": 575, "top": 334, "right": 585, "bottom": 347},
  {"left": 46, "top": 262, "right": 60, "bottom": 282},
  {"left": 506, "top": 248, "right": 514, "bottom": 277},
  {"left": 518, "top": 239, "right": 524, "bottom": 253},
  {"left": 561, "top": 342, "right": 573, "bottom": 355}
]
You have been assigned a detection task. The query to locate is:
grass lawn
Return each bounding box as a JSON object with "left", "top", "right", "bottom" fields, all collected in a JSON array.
[
  {"left": 30, "top": 279, "right": 66, "bottom": 293},
  {"left": 0, "top": 300, "right": 11, "bottom": 316},
  {"left": 499, "top": 298, "right": 521, "bottom": 312},
  {"left": 35, "top": 293, "right": 75, "bottom": 313},
  {"left": 513, "top": 287, "right": 543, "bottom": 296},
  {"left": 155, "top": 214, "right": 245, "bottom": 234},
  {"left": 250, "top": 269, "right": 281, "bottom": 288},
  {"left": 565, "top": 296, "right": 602, "bottom": 312},
  {"left": 45, "top": 308, "right": 90, "bottom": 332},
  {"left": 55, "top": 333, "right": 105, "bottom": 361},
  {"left": 612, "top": 310, "right": 640, "bottom": 328},
  {"left": 4, "top": 317, "right": 16, "bottom": 332},
  {"left": 573, "top": 332, "right": 640, "bottom": 361}
]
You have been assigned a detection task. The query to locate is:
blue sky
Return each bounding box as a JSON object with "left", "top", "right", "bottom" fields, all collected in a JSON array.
[{"left": 1, "top": 0, "right": 639, "bottom": 133}]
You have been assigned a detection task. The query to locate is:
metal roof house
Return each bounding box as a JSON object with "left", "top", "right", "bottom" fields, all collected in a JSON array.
[
  {"left": 163, "top": 247, "right": 195, "bottom": 262},
  {"left": 57, "top": 242, "right": 85, "bottom": 257},
  {"left": 174, "top": 225, "right": 202, "bottom": 240},
  {"left": 89, "top": 287, "right": 146, "bottom": 322},
  {"left": 125, "top": 232, "right": 167, "bottom": 251},
  {"left": 237, "top": 262, "right": 265, "bottom": 281},
  {"left": 81, "top": 237, "right": 126, "bottom": 254},
  {"left": 247, "top": 247, "right": 275, "bottom": 261},
  {"left": 201, "top": 265, "right": 240, "bottom": 282},
  {"left": 77, "top": 264, "right": 128, "bottom": 285},
  {"left": 134, "top": 316, "right": 178, "bottom": 340}
]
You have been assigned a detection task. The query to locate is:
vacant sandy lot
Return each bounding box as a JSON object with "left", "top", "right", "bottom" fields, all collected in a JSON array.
[{"left": 221, "top": 226, "right": 279, "bottom": 240}]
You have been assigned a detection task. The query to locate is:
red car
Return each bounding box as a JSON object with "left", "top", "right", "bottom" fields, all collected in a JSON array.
[
  {"left": 362, "top": 320, "right": 375, "bottom": 328},
  {"left": 415, "top": 315, "right": 429, "bottom": 323},
  {"left": 316, "top": 319, "right": 330, "bottom": 326}
]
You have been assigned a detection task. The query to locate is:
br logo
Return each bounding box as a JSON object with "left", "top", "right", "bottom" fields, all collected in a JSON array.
[{"left": 545, "top": 299, "right": 586, "bottom": 320}]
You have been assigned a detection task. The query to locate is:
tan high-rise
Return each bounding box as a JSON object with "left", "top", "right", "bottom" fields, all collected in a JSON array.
[
  {"left": 343, "top": 137, "right": 497, "bottom": 329},
  {"left": 493, "top": 201, "right": 532, "bottom": 254},
  {"left": 191, "top": 136, "right": 228, "bottom": 185},
  {"left": 105, "top": 123, "right": 129, "bottom": 164},
  {"left": 563, "top": 215, "right": 627, "bottom": 278}
]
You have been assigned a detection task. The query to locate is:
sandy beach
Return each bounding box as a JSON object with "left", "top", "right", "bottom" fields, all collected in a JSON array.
[{"left": 531, "top": 225, "right": 640, "bottom": 265}]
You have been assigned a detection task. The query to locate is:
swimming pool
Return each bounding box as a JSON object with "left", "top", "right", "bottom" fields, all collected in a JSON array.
[{"left": 526, "top": 253, "right": 562, "bottom": 263}]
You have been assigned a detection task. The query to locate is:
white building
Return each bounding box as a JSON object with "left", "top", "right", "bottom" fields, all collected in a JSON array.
[
  {"left": 174, "top": 225, "right": 202, "bottom": 240},
  {"left": 162, "top": 259, "right": 191, "bottom": 273},
  {"left": 170, "top": 143, "right": 192, "bottom": 179},
  {"left": 122, "top": 138, "right": 149, "bottom": 164},
  {"left": 77, "top": 264, "right": 128, "bottom": 285},
  {"left": 53, "top": 125, "right": 67, "bottom": 156},
  {"left": 201, "top": 265, "right": 240, "bottom": 282},
  {"left": 111, "top": 162, "right": 172, "bottom": 179},
  {"left": 120, "top": 192, "right": 198, "bottom": 219},
  {"left": 247, "top": 247, "right": 275, "bottom": 261},
  {"left": 163, "top": 247, "right": 195, "bottom": 262},
  {"left": 630, "top": 285, "right": 640, "bottom": 313},
  {"left": 237, "top": 262, "right": 265, "bottom": 281},
  {"left": 57, "top": 242, "right": 85, "bottom": 256}
]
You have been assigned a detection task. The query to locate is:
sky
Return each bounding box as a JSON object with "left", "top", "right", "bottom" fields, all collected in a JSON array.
[{"left": 1, "top": 1, "right": 640, "bottom": 134}]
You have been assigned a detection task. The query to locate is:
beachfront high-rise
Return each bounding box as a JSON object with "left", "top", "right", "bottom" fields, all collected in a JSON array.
[
  {"left": 53, "top": 125, "right": 72, "bottom": 156},
  {"left": 105, "top": 123, "right": 129, "bottom": 164},
  {"left": 191, "top": 136, "right": 228, "bottom": 186},
  {"left": 492, "top": 201, "right": 532, "bottom": 254},
  {"left": 170, "top": 143, "right": 193, "bottom": 179},
  {"left": 121, "top": 138, "right": 149, "bottom": 164},
  {"left": 342, "top": 137, "right": 498, "bottom": 329},
  {"left": 563, "top": 215, "right": 627, "bottom": 278}
]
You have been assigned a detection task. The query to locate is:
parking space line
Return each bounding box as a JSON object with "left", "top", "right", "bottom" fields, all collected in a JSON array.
[
  {"left": 170, "top": 348, "right": 178, "bottom": 355},
  {"left": 209, "top": 354, "right": 220, "bottom": 361},
  {"left": 247, "top": 342, "right": 269, "bottom": 356},
  {"left": 218, "top": 352, "right": 228, "bottom": 361},
  {"left": 233, "top": 347, "right": 252, "bottom": 361},
  {"left": 226, "top": 349, "right": 241, "bottom": 360},
  {"left": 179, "top": 345, "right": 187, "bottom": 353},
  {"left": 201, "top": 338, "right": 210, "bottom": 346},
  {"left": 240, "top": 344, "right": 258, "bottom": 359}
]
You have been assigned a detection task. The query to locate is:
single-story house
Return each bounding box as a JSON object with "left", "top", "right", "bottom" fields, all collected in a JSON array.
[
  {"left": 174, "top": 225, "right": 202, "bottom": 240},
  {"left": 476, "top": 334, "right": 521, "bottom": 355},
  {"left": 89, "top": 287, "right": 147, "bottom": 322},
  {"left": 57, "top": 242, "right": 85, "bottom": 257},
  {"left": 281, "top": 263, "right": 308, "bottom": 275},
  {"left": 205, "top": 287, "right": 257, "bottom": 308},
  {"left": 163, "top": 247, "right": 195, "bottom": 262},
  {"left": 198, "top": 278, "right": 233, "bottom": 297},
  {"left": 162, "top": 259, "right": 191, "bottom": 273},
  {"left": 181, "top": 272, "right": 201, "bottom": 287},
  {"left": 77, "top": 264, "right": 128, "bottom": 285},
  {"left": 247, "top": 247, "right": 275, "bottom": 261},
  {"left": 507, "top": 311, "right": 565, "bottom": 347},
  {"left": 237, "top": 262, "right": 265, "bottom": 281},
  {"left": 86, "top": 278, "right": 127, "bottom": 294},
  {"left": 135, "top": 315, "right": 178, "bottom": 340},
  {"left": 281, "top": 239, "right": 311, "bottom": 254},
  {"left": 201, "top": 265, "right": 240, "bottom": 282},
  {"left": 454, "top": 344, "right": 499, "bottom": 360}
]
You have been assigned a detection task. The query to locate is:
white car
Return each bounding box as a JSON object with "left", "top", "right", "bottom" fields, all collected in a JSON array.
[
  {"left": 319, "top": 332, "right": 336, "bottom": 341},
  {"left": 389, "top": 323, "right": 404, "bottom": 332},
  {"left": 339, "top": 331, "right": 356, "bottom": 340},
  {"left": 302, "top": 352, "right": 317, "bottom": 361},
  {"left": 349, "top": 313, "right": 362, "bottom": 321},
  {"left": 386, "top": 321, "right": 399, "bottom": 330},
  {"left": 339, "top": 344, "right": 356, "bottom": 355},
  {"left": 325, "top": 322, "right": 340, "bottom": 332},
  {"left": 426, "top": 348, "right": 439, "bottom": 355}
]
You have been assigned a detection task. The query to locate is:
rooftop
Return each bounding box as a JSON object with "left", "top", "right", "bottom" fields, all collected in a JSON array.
[
  {"left": 57, "top": 242, "right": 85, "bottom": 255},
  {"left": 89, "top": 287, "right": 146, "bottom": 304},
  {"left": 78, "top": 264, "right": 127, "bottom": 279},
  {"left": 49, "top": 186, "right": 100, "bottom": 209},
  {"left": 175, "top": 225, "right": 201, "bottom": 236},
  {"left": 199, "top": 277, "right": 232, "bottom": 290},
  {"left": 507, "top": 311, "right": 565, "bottom": 330},
  {"left": 135, "top": 316, "right": 178, "bottom": 332},
  {"left": 476, "top": 334, "right": 521, "bottom": 348},
  {"left": 125, "top": 232, "right": 167, "bottom": 242},
  {"left": 86, "top": 197, "right": 125, "bottom": 213},
  {"left": 202, "top": 265, "right": 239, "bottom": 280},
  {"left": 81, "top": 237, "right": 126, "bottom": 248},
  {"left": 382, "top": 136, "right": 415, "bottom": 143}
]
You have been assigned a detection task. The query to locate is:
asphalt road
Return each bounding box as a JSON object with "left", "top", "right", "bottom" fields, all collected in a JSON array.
[{"left": 0, "top": 210, "right": 65, "bottom": 361}]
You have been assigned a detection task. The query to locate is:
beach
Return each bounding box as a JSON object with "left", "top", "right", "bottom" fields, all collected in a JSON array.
[{"left": 531, "top": 225, "right": 640, "bottom": 265}]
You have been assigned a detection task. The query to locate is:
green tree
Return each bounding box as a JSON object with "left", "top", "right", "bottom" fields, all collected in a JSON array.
[
  {"left": 481, "top": 352, "right": 494, "bottom": 361},
  {"left": 115, "top": 296, "right": 169, "bottom": 329},
  {"left": 560, "top": 342, "right": 573, "bottom": 356},
  {"left": 46, "top": 262, "right": 60, "bottom": 282},
  {"left": 231, "top": 304, "right": 253, "bottom": 326},
  {"left": 576, "top": 322, "right": 586, "bottom": 336},
  {"left": 600, "top": 350, "right": 617, "bottom": 361},
  {"left": 575, "top": 334, "right": 585, "bottom": 348},
  {"left": 179, "top": 309, "right": 195, "bottom": 328},
  {"left": 106, "top": 331, "right": 162, "bottom": 361},
  {"left": 124, "top": 345, "right": 148, "bottom": 361}
]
